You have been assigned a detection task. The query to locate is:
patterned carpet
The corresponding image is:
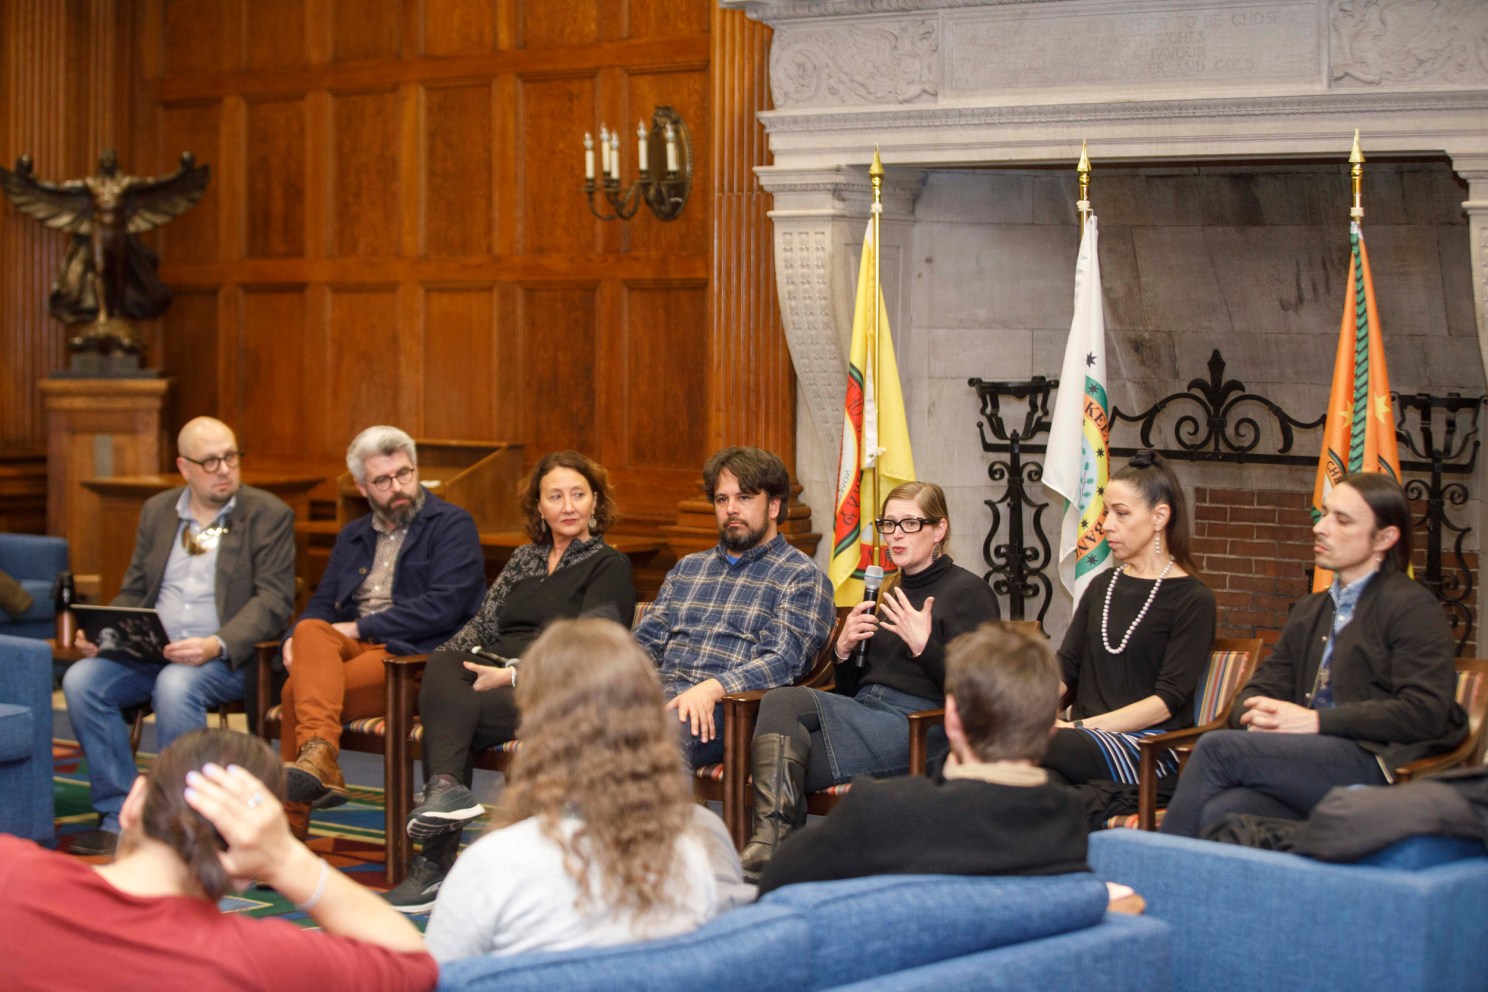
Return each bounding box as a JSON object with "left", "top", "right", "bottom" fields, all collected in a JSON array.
[{"left": 51, "top": 739, "right": 473, "bottom": 928}]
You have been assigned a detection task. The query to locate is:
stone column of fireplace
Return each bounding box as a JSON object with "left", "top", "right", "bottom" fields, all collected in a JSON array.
[{"left": 1457, "top": 156, "right": 1488, "bottom": 387}]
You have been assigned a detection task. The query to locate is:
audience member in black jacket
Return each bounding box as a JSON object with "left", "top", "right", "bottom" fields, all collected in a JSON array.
[
  {"left": 759, "top": 624, "right": 1087, "bottom": 893},
  {"left": 739, "top": 483, "right": 1000, "bottom": 880}
]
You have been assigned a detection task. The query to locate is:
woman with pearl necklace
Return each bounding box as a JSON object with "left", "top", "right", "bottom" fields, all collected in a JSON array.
[{"left": 1045, "top": 450, "right": 1216, "bottom": 790}]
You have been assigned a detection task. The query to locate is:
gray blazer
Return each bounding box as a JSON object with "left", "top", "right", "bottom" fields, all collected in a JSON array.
[{"left": 113, "top": 484, "right": 296, "bottom": 669}]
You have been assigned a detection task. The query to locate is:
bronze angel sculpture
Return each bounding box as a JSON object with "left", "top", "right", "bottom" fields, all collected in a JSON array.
[{"left": 0, "top": 149, "right": 210, "bottom": 354}]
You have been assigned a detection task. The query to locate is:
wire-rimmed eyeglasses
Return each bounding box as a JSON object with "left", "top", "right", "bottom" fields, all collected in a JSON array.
[
  {"left": 181, "top": 450, "right": 243, "bottom": 473},
  {"left": 368, "top": 467, "right": 416, "bottom": 491}
]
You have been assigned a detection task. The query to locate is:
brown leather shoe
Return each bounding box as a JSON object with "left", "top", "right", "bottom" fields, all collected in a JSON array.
[
  {"left": 283, "top": 800, "right": 313, "bottom": 841},
  {"left": 284, "top": 737, "right": 348, "bottom": 809}
]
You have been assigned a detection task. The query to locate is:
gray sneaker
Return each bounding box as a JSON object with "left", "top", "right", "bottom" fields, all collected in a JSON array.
[
  {"left": 407, "top": 780, "right": 484, "bottom": 840},
  {"left": 382, "top": 855, "right": 448, "bottom": 914}
]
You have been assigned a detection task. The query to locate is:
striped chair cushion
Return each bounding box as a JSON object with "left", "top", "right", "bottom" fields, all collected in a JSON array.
[
  {"left": 818, "top": 782, "right": 853, "bottom": 797},
  {"left": 695, "top": 762, "right": 725, "bottom": 782},
  {"left": 1193, "top": 651, "right": 1250, "bottom": 725}
]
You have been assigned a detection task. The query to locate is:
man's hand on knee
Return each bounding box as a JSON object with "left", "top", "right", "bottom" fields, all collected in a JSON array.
[
  {"left": 163, "top": 636, "right": 222, "bottom": 667},
  {"left": 666, "top": 679, "right": 726, "bottom": 742},
  {"left": 1240, "top": 696, "right": 1319, "bottom": 734}
]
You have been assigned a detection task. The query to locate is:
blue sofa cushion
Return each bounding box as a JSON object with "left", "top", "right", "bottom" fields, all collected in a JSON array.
[
  {"left": 0, "top": 703, "right": 33, "bottom": 762},
  {"left": 762, "top": 873, "right": 1108, "bottom": 991},
  {"left": 1360, "top": 834, "right": 1488, "bottom": 869},
  {"left": 829, "top": 913, "right": 1171, "bottom": 992},
  {"left": 12, "top": 580, "right": 52, "bottom": 623},
  {"left": 434, "top": 903, "right": 810, "bottom": 992}
]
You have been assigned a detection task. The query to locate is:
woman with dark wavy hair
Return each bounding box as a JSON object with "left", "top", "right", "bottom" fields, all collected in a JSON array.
[
  {"left": 0, "top": 729, "right": 434, "bottom": 991},
  {"left": 1045, "top": 450, "right": 1216, "bottom": 789},
  {"left": 388, "top": 450, "right": 636, "bottom": 911},
  {"left": 424, "top": 618, "right": 746, "bottom": 960}
]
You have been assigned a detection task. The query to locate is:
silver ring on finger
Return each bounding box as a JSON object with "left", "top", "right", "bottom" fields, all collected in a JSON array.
[{"left": 246, "top": 792, "right": 265, "bottom": 809}]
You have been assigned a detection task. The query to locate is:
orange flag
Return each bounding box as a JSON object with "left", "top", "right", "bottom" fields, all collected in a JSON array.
[{"left": 1309, "top": 221, "right": 1403, "bottom": 591}]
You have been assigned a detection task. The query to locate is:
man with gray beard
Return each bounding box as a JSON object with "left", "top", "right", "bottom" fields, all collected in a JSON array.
[{"left": 278, "top": 426, "right": 484, "bottom": 812}]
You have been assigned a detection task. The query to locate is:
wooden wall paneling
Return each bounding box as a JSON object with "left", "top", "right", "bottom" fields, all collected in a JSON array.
[
  {"left": 491, "top": 73, "right": 516, "bottom": 257},
  {"left": 519, "top": 0, "right": 602, "bottom": 50},
  {"left": 161, "top": 0, "right": 240, "bottom": 77},
  {"left": 423, "top": 286, "right": 499, "bottom": 439},
  {"left": 624, "top": 65, "right": 709, "bottom": 258},
  {"left": 325, "top": 285, "right": 401, "bottom": 449},
  {"left": 515, "top": 74, "right": 598, "bottom": 256},
  {"left": 707, "top": 6, "right": 790, "bottom": 460},
  {"left": 304, "top": 89, "right": 331, "bottom": 259},
  {"left": 518, "top": 283, "right": 597, "bottom": 457},
  {"left": 329, "top": 87, "right": 400, "bottom": 257},
  {"left": 398, "top": 281, "right": 424, "bottom": 433},
  {"left": 622, "top": 281, "right": 709, "bottom": 469},
  {"left": 399, "top": 81, "right": 421, "bottom": 258},
  {"left": 423, "top": 0, "right": 498, "bottom": 57},
  {"left": 245, "top": 0, "right": 308, "bottom": 70},
  {"left": 158, "top": 288, "right": 224, "bottom": 430},
  {"left": 238, "top": 286, "right": 308, "bottom": 455},
  {"left": 157, "top": 100, "right": 222, "bottom": 262},
  {"left": 629, "top": 0, "right": 710, "bottom": 39},
  {"left": 423, "top": 82, "right": 493, "bottom": 257},
  {"left": 245, "top": 96, "right": 308, "bottom": 258},
  {"left": 331, "top": 0, "right": 402, "bottom": 63}
]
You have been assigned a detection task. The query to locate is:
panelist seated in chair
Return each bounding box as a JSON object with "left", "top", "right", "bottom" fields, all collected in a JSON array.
[
  {"left": 633, "top": 446, "right": 835, "bottom": 769},
  {"left": 757, "top": 623, "right": 1087, "bottom": 894},
  {"left": 280, "top": 426, "right": 485, "bottom": 815},
  {"left": 63, "top": 416, "right": 296, "bottom": 857},
  {"left": 1162, "top": 473, "right": 1468, "bottom": 838},
  {"left": 424, "top": 618, "right": 750, "bottom": 961},
  {"left": 0, "top": 729, "right": 436, "bottom": 992},
  {"left": 739, "top": 481, "right": 1000, "bottom": 880},
  {"left": 1046, "top": 451, "right": 1215, "bottom": 790},
  {"left": 387, "top": 450, "right": 636, "bottom": 912}
]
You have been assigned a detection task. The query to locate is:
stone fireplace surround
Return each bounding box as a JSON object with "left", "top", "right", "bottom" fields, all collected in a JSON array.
[{"left": 724, "top": 0, "right": 1488, "bottom": 638}]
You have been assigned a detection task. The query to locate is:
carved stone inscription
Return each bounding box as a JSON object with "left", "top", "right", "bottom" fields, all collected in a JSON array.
[{"left": 946, "top": 2, "right": 1318, "bottom": 93}]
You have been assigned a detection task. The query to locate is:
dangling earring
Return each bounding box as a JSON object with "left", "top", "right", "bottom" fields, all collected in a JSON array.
[
  {"left": 589, "top": 514, "right": 598, "bottom": 531},
  {"left": 932, "top": 541, "right": 943, "bottom": 561},
  {"left": 1154, "top": 533, "right": 1163, "bottom": 558}
]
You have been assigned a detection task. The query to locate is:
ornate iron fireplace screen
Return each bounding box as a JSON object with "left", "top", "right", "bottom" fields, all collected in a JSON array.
[{"left": 970, "top": 349, "right": 1483, "bottom": 653}]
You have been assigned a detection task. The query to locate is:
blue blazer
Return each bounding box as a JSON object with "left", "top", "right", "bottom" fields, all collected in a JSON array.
[{"left": 299, "top": 490, "right": 485, "bottom": 655}]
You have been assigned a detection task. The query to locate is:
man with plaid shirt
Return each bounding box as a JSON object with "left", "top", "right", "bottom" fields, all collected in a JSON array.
[{"left": 634, "top": 447, "right": 835, "bottom": 768}]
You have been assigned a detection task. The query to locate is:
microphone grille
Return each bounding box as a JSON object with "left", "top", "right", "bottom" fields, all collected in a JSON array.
[{"left": 863, "top": 565, "right": 885, "bottom": 589}]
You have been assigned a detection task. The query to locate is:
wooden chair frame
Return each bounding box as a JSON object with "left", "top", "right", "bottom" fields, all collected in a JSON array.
[{"left": 1393, "top": 656, "right": 1488, "bottom": 783}]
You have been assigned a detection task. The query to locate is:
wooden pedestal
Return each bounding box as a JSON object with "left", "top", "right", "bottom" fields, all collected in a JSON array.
[{"left": 39, "top": 378, "right": 171, "bottom": 579}]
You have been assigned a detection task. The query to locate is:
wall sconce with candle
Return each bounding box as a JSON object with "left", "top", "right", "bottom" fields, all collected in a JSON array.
[{"left": 583, "top": 105, "right": 692, "bottom": 221}]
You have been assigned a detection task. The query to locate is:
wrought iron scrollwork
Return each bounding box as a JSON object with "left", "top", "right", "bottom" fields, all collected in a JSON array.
[
  {"left": 1395, "top": 392, "right": 1483, "bottom": 654},
  {"left": 970, "top": 350, "right": 1483, "bottom": 646}
]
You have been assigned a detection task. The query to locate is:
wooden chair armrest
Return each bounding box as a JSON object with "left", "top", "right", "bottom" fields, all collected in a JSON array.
[
  {"left": 1135, "top": 719, "right": 1226, "bottom": 830},
  {"left": 721, "top": 689, "right": 769, "bottom": 706},
  {"left": 1393, "top": 738, "right": 1475, "bottom": 784},
  {"left": 252, "top": 640, "right": 281, "bottom": 738},
  {"left": 383, "top": 653, "right": 430, "bottom": 669},
  {"left": 907, "top": 708, "right": 946, "bottom": 776}
]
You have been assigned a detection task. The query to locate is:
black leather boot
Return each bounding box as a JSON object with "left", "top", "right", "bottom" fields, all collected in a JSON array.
[{"left": 738, "top": 732, "right": 810, "bottom": 882}]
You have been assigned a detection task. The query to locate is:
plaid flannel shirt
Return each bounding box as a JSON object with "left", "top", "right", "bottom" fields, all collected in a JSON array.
[{"left": 634, "top": 534, "right": 835, "bottom": 695}]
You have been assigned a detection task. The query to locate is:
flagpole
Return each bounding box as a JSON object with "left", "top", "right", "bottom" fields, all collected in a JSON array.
[
  {"left": 1350, "top": 129, "right": 1365, "bottom": 223},
  {"left": 1077, "top": 139, "right": 1091, "bottom": 227},
  {"left": 869, "top": 148, "right": 884, "bottom": 569}
]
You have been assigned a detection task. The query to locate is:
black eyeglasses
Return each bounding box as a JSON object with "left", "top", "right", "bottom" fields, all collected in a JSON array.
[
  {"left": 368, "top": 466, "right": 416, "bottom": 491},
  {"left": 874, "top": 517, "right": 938, "bottom": 534},
  {"left": 181, "top": 450, "right": 243, "bottom": 473}
]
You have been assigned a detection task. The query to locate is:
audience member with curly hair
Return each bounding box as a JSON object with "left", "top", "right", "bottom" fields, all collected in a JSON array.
[{"left": 424, "top": 617, "right": 750, "bottom": 961}]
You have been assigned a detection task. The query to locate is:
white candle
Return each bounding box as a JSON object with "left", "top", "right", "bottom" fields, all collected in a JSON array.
[
  {"left": 600, "top": 126, "right": 611, "bottom": 178},
  {"left": 664, "top": 122, "right": 679, "bottom": 174},
  {"left": 583, "top": 132, "right": 594, "bottom": 181},
  {"left": 637, "top": 120, "right": 649, "bottom": 176},
  {"left": 610, "top": 131, "right": 621, "bottom": 182}
]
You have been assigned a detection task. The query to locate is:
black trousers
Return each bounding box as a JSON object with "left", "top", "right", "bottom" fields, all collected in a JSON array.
[
  {"left": 1160, "top": 728, "right": 1387, "bottom": 838},
  {"left": 417, "top": 648, "right": 520, "bottom": 786}
]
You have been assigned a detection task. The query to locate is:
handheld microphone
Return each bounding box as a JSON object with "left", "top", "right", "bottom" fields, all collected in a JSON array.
[
  {"left": 853, "top": 565, "right": 885, "bottom": 668},
  {"left": 470, "top": 645, "right": 510, "bottom": 667}
]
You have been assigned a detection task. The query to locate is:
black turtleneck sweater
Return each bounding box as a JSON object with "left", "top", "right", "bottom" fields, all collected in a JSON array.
[{"left": 837, "top": 555, "right": 1002, "bottom": 702}]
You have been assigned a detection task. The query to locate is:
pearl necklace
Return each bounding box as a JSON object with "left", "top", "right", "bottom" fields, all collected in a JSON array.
[{"left": 1101, "top": 557, "right": 1174, "bottom": 655}]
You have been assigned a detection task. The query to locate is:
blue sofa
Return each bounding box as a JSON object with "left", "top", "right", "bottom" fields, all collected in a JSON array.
[
  {"left": 435, "top": 873, "right": 1171, "bottom": 992},
  {"left": 0, "top": 533, "right": 68, "bottom": 639},
  {"left": 0, "top": 633, "right": 56, "bottom": 841},
  {"left": 1089, "top": 828, "right": 1488, "bottom": 992}
]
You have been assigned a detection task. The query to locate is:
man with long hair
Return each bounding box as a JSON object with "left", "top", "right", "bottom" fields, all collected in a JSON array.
[{"left": 1162, "top": 473, "right": 1467, "bottom": 837}]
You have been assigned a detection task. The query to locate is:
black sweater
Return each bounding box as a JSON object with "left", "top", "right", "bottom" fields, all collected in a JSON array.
[
  {"left": 1057, "top": 570, "right": 1215, "bottom": 731},
  {"left": 836, "top": 555, "right": 1001, "bottom": 702},
  {"left": 758, "top": 773, "right": 1089, "bottom": 894}
]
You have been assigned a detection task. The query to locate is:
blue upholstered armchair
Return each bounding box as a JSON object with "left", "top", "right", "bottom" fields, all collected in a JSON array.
[
  {"left": 0, "top": 633, "right": 56, "bottom": 840},
  {"left": 0, "top": 534, "right": 69, "bottom": 639}
]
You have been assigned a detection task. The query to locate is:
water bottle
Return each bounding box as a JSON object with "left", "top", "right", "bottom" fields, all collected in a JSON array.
[{"left": 52, "top": 570, "right": 76, "bottom": 648}]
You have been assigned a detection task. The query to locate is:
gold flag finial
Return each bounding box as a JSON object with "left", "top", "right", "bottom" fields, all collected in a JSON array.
[
  {"left": 1350, "top": 130, "right": 1365, "bottom": 221},
  {"left": 1077, "top": 140, "right": 1092, "bottom": 225},
  {"left": 1349, "top": 129, "right": 1365, "bottom": 165},
  {"left": 870, "top": 147, "right": 884, "bottom": 179}
]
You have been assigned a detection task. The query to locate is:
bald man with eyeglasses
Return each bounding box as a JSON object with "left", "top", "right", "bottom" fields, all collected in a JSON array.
[
  {"left": 276, "top": 426, "right": 485, "bottom": 820},
  {"left": 63, "top": 416, "right": 296, "bottom": 855}
]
